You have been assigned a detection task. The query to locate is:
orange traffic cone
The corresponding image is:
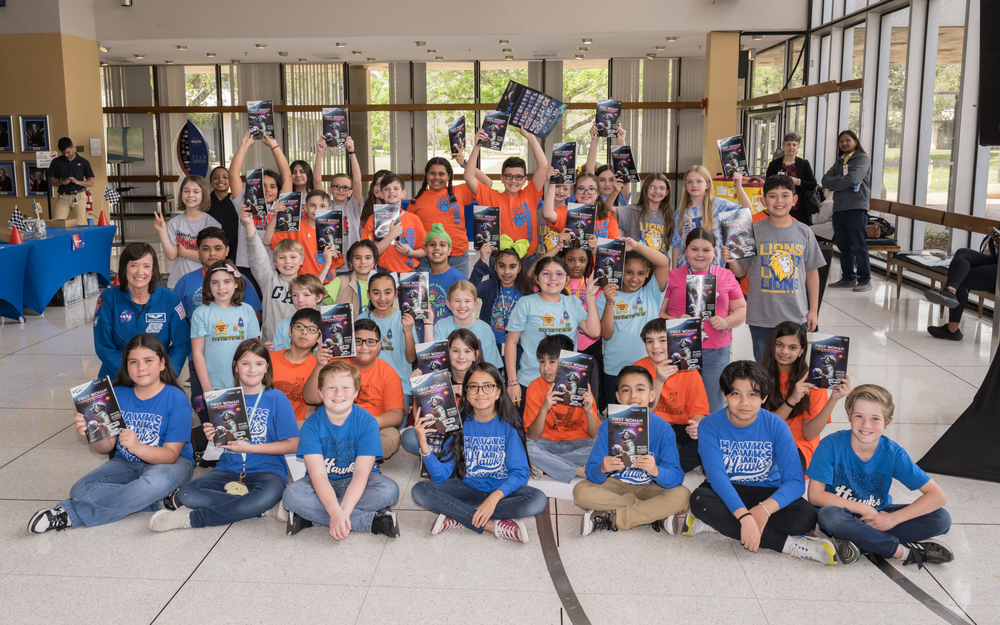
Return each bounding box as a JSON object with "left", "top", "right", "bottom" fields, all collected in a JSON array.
[
  {"left": 112, "top": 274, "right": 119, "bottom": 286},
  {"left": 97, "top": 210, "right": 109, "bottom": 227},
  {"left": 9, "top": 226, "right": 23, "bottom": 244}
]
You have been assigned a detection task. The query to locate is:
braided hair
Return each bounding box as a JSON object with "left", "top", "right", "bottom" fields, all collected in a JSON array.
[{"left": 413, "top": 157, "right": 457, "bottom": 204}]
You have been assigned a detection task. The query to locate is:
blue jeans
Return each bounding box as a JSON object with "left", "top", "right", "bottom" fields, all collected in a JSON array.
[
  {"left": 603, "top": 373, "right": 620, "bottom": 408},
  {"left": 61, "top": 457, "right": 194, "bottom": 528},
  {"left": 748, "top": 326, "right": 774, "bottom": 363},
  {"left": 410, "top": 477, "right": 547, "bottom": 533},
  {"left": 832, "top": 209, "right": 871, "bottom": 283},
  {"left": 701, "top": 344, "right": 731, "bottom": 414},
  {"left": 178, "top": 469, "right": 287, "bottom": 528},
  {"left": 817, "top": 504, "right": 952, "bottom": 558},
  {"left": 526, "top": 438, "right": 595, "bottom": 483},
  {"left": 281, "top": 472, "right": 399, "bottom": 532}
]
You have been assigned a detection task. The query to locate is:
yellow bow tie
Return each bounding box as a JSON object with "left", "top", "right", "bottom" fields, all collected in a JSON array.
[{"left": 499, "top": 234, "right": 529, "bottom": 258}]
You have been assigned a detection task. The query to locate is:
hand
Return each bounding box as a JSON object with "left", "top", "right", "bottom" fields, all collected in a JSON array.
[
  {"left": 265, "top": 341, "right": 275, "bottom": 352},
  {"left": 479, "top": 243, "right": 492, "bottom": 263},
  {"left": 589, "top": 122, "right": 599, "bottom": 138},
  {"left": 631, "top": 454, "right": 659, "bottom": 477},
  {"left": 239, "top": 205, "right": 256, "bottom": 228},
  {"left": 423, "top": 306, "right": 436, "bottom": 326},
  {"left": 328, "top": 506, "right": 352, "bottom": 540},
  {"left": 857, "top": 504, "right": 879, "bottom": 524},
  {"left": 401, "top": 312, "right": 415, "bottom": 333},
  {"left": 585, "top": 277, "right": 601, "bottom": 301},
  {"left": 806, "top": 310, "right": 818, "bottom": 332},
  {"left": 581, "top": 387, "right": 595, "bottom": 412},
  {"left": 316, "top": 137, "right": 327, "bottom": 152},
  {"left": 240, "top": 129, "right": 255, "bottom": 150},
  {"left": 201, "top": 422, "right": 217, "bottom": 441},
  {"left": 611, "top": 176, "right": 624, "bottom": 196},
  {"left": 685, "top": 419, "right": 700, "bottom": 440},
  {"left": 452, "top": 384, "right": 463, "bottom": 398},
  {"left": 622, "top": 236, "right": 637, "bottom": 252},
  {"left": 750, "top": 503, "right": 770, "bottom": 533},
  {"left": 394, "top": 239, "right": 414, "bottom": 256},
  {"left": 600, "top": 455, "right": 625, "bottom": 474},
  {"left": 720, "top": 246, "right": 733, "bottom": 262},
  {"left": 118, "top": 428, "right": 139, "bottom": 450},
  {"left": 733, "top": 171, "right": 743, "bottom": 187},
  {"left": 654, "top": 359, "right": 678, "bottom": 383},
  {"left": 152, "top": 209, "right": 167, "bottom": 233},
  {"left": 864, "top": 510, "right": 899, "bottom": 532},
  {"left": 508, "top": 382, "right": 522, "bottom": 404},
  {"left": 615, "top": 126, "right": 627, "bottom": 143},
  {"left": 830, "top": 374, "right": 852, "bottom": 401},
  {"left": 262, "top": 133, "right": 278, "bottom": 150},
  {"left": 67, "top": 177, "right": 78, "bottom": 184},
  {"left": 740, "top": 514, "right": 761, "bottom": 552},
  {"left": 547, "top": 166, "right": 560, "bottom": 179},
  {"left": 475, "top": 128, "right": 488, "bottom": 143},
  {"left": 708, "top": 316, "right": 731, "bottom": 332},
  {"left": 516, "top": 126, "right": 532, "bottom": 139},
  {"left": 220, "top": 439, "right": 255, "bottom": 454},
  {"left": 413, "top": 409, "right": 437, "bottom": 449},
  {"left": 386, "top": 221, "right": 403, "bottom": 243},
  {"left": 344, "top": 136, "right": 355, "bottom": 153},
  {"left": 558, "top": 229, "right": 573, "bottom": 248},
  {"left": 323, "top": 247, "right": 340, "bottom": 265},
  {"left": 472, "top": 492, "right": 501, "bottom": 528},
  {"left": 586, "top": 234, "right": 598, "bottom": 250},
  {"left": 602, "top": 283, "right": 619, "bottom": 304},
  {"left": 409, "top": 369, "right": 422, "bottom": 380},
  {"left": 789, "top": 372, "right": 813, "bottom": 405},
  {"left": 74, "top": 412, "right": 89, "bottom": 437},
  {"left": 790, "top": 176, "right": 802, "bottom": 186},
  {"left": 543, "top": 383, "right": 564, "bottom": 411},
  {"left": 452, "top": 150, "right": 466, "bottom": 167},
  {"left": 315, "top": 344, "right": 334, "bottom": 366}
]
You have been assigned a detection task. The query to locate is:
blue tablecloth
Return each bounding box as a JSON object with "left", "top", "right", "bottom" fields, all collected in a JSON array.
[
  {"left": 0, "top": 243, "right": 31, "bottom": 321},
  {"left": 10, "top": 226, "right": 116, "bottom": 316}
]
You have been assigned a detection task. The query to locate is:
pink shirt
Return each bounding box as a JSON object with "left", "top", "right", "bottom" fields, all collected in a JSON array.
[
  {"left": 569, "top": 277, "right": 599, "bottom": 350},
  {"left": 662, "top": 265, "right": 743, "bottom": 349}
]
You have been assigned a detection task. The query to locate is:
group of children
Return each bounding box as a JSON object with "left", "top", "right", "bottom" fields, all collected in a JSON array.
[{"left": 32, "top": 123, "right": 955, "bottom": 567}]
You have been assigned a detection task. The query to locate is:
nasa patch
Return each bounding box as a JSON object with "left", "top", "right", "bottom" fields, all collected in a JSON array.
[{"left": 119, "top": 310, "right": 134, "bottom": 323}]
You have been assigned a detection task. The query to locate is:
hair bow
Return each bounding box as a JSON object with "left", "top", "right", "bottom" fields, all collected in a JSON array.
[{"left": 499, "top": 234, "right": 529, "bottom": 258}]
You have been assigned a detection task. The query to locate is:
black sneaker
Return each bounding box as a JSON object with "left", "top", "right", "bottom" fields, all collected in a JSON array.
[
  {"left": 830, "top": 536, "right": 862, "bottom": 564},
  {"left": 829, "top": 278, "right": 858, "bottom": 288},
  {"left": 371, "top": 507, "right": 400, "bottom": 538},
  {"left": 923, "top": 288, "right": 960, "bottom": 309},
  {"left": 903, "top": 539, "right": 955, "bottom": 569},
  {"left": 28, "top": 505, "right": 72, "bottom": 534},
  {"left": 285, "top": 510, "right": 313, "bottom": 536},
  {"left": 162, "top": 489, "right": 181, "bottom": 511},
  {"left": 580, "top": 509, "right": 617, "bottom": 536},
  {"left": 927, "top": 324, "right": 964, "bottom": 341}
]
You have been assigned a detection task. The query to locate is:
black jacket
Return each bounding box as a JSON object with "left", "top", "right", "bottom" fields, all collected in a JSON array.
[{"left": 766, "top": 156, "right": 818, "bottom": 225}]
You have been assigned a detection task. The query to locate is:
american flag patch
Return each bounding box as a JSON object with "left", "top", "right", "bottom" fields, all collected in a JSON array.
[{"left": 175, "top": 303, "right": 186, "bottom": 320}]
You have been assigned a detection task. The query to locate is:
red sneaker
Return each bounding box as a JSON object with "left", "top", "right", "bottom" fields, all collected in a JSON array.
[
  {"left": 430, "top": 514, "right": 462, "bottom": 535},
  {"left": 493, "top": 518, "right": 529, "bottom": 543}
]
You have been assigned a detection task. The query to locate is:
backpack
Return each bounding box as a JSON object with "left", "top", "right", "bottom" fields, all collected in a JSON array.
[{"left": 866, "top": 215, "right": 896, "bottom": 239}]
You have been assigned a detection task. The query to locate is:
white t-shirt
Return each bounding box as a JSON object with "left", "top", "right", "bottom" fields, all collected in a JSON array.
[{"left": 165, "top": 212, "right": 221, "bottom": 288}]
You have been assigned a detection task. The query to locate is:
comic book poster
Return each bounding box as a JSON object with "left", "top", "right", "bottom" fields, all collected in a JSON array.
[
  {"left": 550, "top": 142, "right": 577, "bottom": 184},
  {"left": 319, "top": 303, "right": 355, "bottom": 358},
  {"left": 496, "top": 81, "right": 567, "bottom": 139},
  {"left": 315, "top": 208, "right": 343, "bottom": 257},
  {"left": 448, "top": 116, "right": 466, "bottom": 154},
  {"left": 398, "top": 272, "right": 429, "bottom": 321},
  {"left": 686, "top": 274, "right": 717, "bottom": 322},
  {"left": 664, "top": 318, "right": 702, "bottom": 371},
  {"left": 472, "top": 205, "right": 500, "bottom": 250},
  {"left": 719, "top": 208, "right": 757, "bottom": 259},
  {"left": 70, "top": 376, "right": 125, "bottom": 444},
  {"left": 477, "top": 112, "right": 510, "bottom": 151},
  {"left": 322, "top": 107, "right": 349, "bottom": 148},
  {"left": 594, "top": 237, "right": 626, "bottom": 287},
  {"left": 273, "top": 192, "right": 302, "bottom": 233},
  {"left": 553, "top": 349, "right": 593, "bottom": 407},
  {"left": 205, "top": 387, "right": 251, "bottom": 446},
  {"left": 607, "top": 405, "right": 649, "bottom": 468},
  {"left": 808, "top": 334, "right": 850, "bottom": 389},
  {"left": 247, "top": 100, "right": 274, "bottom": 141},
  {"left": 244, "top": 169, "right": 270, "bottom": 231},
  {"left": 610, "top": 145, "right": 639, "bottom": 183},
  {"left": 596, "top": 99, "right": 622, "bottom": 138},
  {"left": 717, "top": 135, "right": 750, "bottom": 178},
  {"left": 416, "top": 340, "right": 451, "bottom": 375},
  {"left": 412, "top": 370, "right": 462, "bottom": 435},
  {"left": 564, "top": 203, "right": 596, "bottom": 250}
]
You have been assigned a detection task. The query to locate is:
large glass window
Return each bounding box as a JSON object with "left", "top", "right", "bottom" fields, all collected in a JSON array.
[
  {"left": 284, "top": 63, "right": 346, "bottom": 180},
  {"left": 479, "top": 61, "right": 530, "bottom": 190},
  {"left": 788, "top": 37, "right": 806, "bottom": 89},
  {"left": 882, "top": 8, "right": 909, "bottom": 203},
  {"left": 426, "top": 62, "right": 475, "bottom": 170},
  {"left": 753, "top": 44, "right": 787, "bottom": 98},
  {"left": 563, "top": 60, "right": 610, "bottom": 169}
]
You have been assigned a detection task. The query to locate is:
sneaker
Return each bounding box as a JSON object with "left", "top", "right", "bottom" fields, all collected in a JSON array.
[
  {"left": 902, "top": 539, "right": 955, "bottom": 569},
  {"left": 829, "top": 278, "right": 858, "bottom": 288},
  {"left": 162, "top": 489, "right": 181, "bottom": 511},
  {"left": 149, "top": 507, "right": 192, "bottom": 532},
  {"left": 529, "top": 466, "right": 544, "bottom": 480},
  {"left": 493, "top": 518, "right": 529, "bottom": 543},
  {"left": 927, "top": 323, "right": 964, "bottom": 341},
  {"left": 263, "top": 502, "right": 287, "bottom": 523},
  {"left": 371, "top": 507, "right": 400, "bottom": 538},
  {"left": 285, "top": 510, "right": 313, "bottom": 536},
  {"left": 28, "top": 505, "right": 72, "bottom": 534},
  {"left": 580, "top": 509, "right": 617, "bottom": 536},
  {"left": 923, "top": 288, "right": 960, "bottom": 309},
  {"left": 853, "top": 281, "right": 873, "bottom": 292},
  {"left": 430, "top": 514, "right": 462, "bottom": 536},
  {"left": 830, "top": 536, "right": 862, "bottom": 565},
  {"left": 683, "top": 513, "right": 717, "bottom": 537},
  {"left": 788, "top": 535, "right": 837, "bottom": 565}
]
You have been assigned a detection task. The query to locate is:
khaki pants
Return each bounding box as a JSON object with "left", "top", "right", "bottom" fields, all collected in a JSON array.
[
  {"left": 380, "top": 426, "right": 401, "bottom": 460},
  {"left": 573, "top": 479, "right": 690, "bottom": 530},
  {"left": 54, "top": 193, "right": 86, "bottom": 222}
]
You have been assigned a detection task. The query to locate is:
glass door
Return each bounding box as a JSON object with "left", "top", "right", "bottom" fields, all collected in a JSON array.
[{"left": 747, "top": 108, "right": 782, "bottom": 176}]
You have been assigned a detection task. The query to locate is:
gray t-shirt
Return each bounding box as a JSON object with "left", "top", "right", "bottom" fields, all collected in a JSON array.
[
  {"left": 737, "top": 219, "right": 826, "bottom": 327},
  {"left": 165, "top": 212, "right": 221, "bottom": 288},
  {"left": 335, "top": 196, "right": 363, "bottom": 251},
  {"left": 616, "top": 204, "right": 671, "bottom": 254}
]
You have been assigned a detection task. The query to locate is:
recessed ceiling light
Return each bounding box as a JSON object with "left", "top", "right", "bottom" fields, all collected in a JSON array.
[
  {"left": 255, "top": 44, "right": 267, "bottom": 49},
  {"left": 505, "top": 55, "right": 514, "bottom": 60},
  {"left": 751, "top": 35, "right": 765, "bottom": 40},
  {"left": 206, "top": 53, "right": 216, "bottom": 57},
  {"left": 299, "top": 58, "right": 308, "bottom": 62},
  {"left": 176, "top": 45, "right": 188, "bottom": 50},
  {"left": 502, "top": 48, "right": 512, "bottom": 53},
  {"left": 656, "top": 46, "right": 666, "bottom": 50},
  {"left": 666, "top": 37, "right": 679, "bottom": 42},
  {"left": 134, "top": 54, "right": 144, "bottom": 59},
  {"left": 574, "top": 54, "right": 584, "bottom": 60},
  {"left": 100, "top": 62, "right": 109, "bottom": 67},
  {"left": 416, "top": 41, "right": 427, "bottom": 46},
  {"left": 646, "top": 53, "right": 657, "bottom": 59},
  {"left": 165, "top": 60, "right": 174, "bottom": 64},
  {"left": 435, "top": 56, "right": 444, "bottom": 60},
  {"left": 582, "top": 38, "right": 593, "bottom": 44},
  {"left": 99, "top": 45, "right": 110, "bottom": 53},
  {"left": 367, "top": 57, "right": 376, "bottom": 61},
  {"left": 335, "top": 43, "right": 347, "bottom": 47},
  {"left": 427, "top": 49, "right": 437, "bottom": 53},
  {"left": 278, "top": 51, "right": 289, "bottom": 57},
  {"left": 352, "top": 51, "right": 362, "bottom": 55},
  {"left": 499, "top": 39, "right": 510, "bottom": 44},
  {"left": 578, "top": 47, "right": 589, "bottom": 51},
  {"left": 231, "top": 60, "right": 241, "bottom": 64}
]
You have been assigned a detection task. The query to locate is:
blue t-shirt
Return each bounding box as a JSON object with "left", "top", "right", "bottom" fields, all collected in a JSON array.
[
  {"left": 113, "top": 385, "right": 194, "bottom": 466},
  {"left": 361, "top": 309, "right": 423, "bottom": 395},
  {"left": 698, "top": 407, "right": 805, "bottom": 514},
  {"left": 424, "top": 415, "right": 530, "bottom": 497},
  {"left": 191, "top": 302, "right": 261, "bottom": 390},
  {"left": 296, "top": 404, "right": 383, "bottom": 480},
  {"left": 428, "top": 268, "right": 467, "bottom": 321},
  {"left": 807, "top": 429, "right": 930, "bottom": 510},
  {"left": 432, "top": 317, "right": 504, "bottom": 371},
  {"left": 174, "top": 267, "right": 262, "bottom": 319},
  {"left": 670, "top": 197, "right": 741, "bottom": 267},
  {"left": 596, "top": 278, "right": 666, "bottom": 375},
  {"left": 506, "top": 293, "right": 588, "bottom": 387},
  {"left": 583, "top": 412, "right": 684, "bottom": 488},
  {"left": 215, "top": 389, "right": 300, "bottom": 481}
]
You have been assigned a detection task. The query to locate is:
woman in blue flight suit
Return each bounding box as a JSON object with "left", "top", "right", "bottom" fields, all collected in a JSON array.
[{"left": 93, "top": 242, "right": 190, "bottom": 379}]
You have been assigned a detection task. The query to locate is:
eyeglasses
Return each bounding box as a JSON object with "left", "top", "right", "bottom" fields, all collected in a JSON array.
[
  {"left": 648, "top": 186, "right": 668, "bottom": 193},
  {"left": 575, "top": 187, "right": 598, "bottom": 195},
  {"left": 466, "top": 383, "right": 498, "bottom": 395},
  {"left": 330, "top": 184, "right": 351, "bottom": 192},
  {"left": 292, "top": 324, "right": 319, "bottom": 335},
  {"left": 540, "top": 271, "right": 567, "bottom": 280},
  {"left": 354, "top": 338, "right": 380, "bottom": 347},
  {"left": 502, "top": 174, "right": 526, "bottom": 182}
]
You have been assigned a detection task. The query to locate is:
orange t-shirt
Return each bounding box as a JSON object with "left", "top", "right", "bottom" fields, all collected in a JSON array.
[
  {"left": 407, "top": 184, "right": 474, "bottom": 256},
  {"left": 271, "top": 350, "right": 319, "bottom": 422},
  {"left": 547, "top": 206, "right": 622, "bottom": 241},
  {"left": 363, "top": 211, "right": 427, "bottom": 273},
  {"left": 778, "top": 370, "right": 830, "bottom": 468},
  {"left": 271, "top": 221, "right": 345, "bottom": 281},
  {"left": 523, "top": 376, "right": 591, "bottom": 441},
  {"left": 474, "top": 182, "right": 543, "bottom": 257},
  {"left": 353, "top": 357, "right": 405, "bottom": 418},
  {"left": 634, "top": 357, "right": 710, "bottom": 425}
]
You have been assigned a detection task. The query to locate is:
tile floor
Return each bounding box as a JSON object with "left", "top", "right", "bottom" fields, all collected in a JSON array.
[{"left": 0, "top": 231, "right": 996, "bottom": 624}]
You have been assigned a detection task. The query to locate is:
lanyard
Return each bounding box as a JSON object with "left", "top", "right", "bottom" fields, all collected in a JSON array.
[
  {"left": 569, "top": 278, "right": 585, "bottom": 301},
  {"left": 240, "top": 390, "right": 264, "bottom": 473}
]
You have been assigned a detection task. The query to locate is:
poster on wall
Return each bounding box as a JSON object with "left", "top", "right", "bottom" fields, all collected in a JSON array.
[
  {"left": 0, "top": 161, "right": 16, "bottom": 196},
  {"left": 0, "top": 116, "right": 13, "bottom": 152},
  {"left": 23, "top": 162, "right": 48, "bottom": 196},
  {"left": 176, "top": 120, "right": 210, "bottom": 178},
  {"left": 20, "top": 116, "right": 49, "bottom": 152}
]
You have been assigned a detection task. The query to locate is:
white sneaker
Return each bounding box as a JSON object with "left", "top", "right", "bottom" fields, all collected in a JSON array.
[
  {"left": 149, "top": 506, "right": 192, "bottom": 532},
  {"left": 788, "top": 535, "right": 837, "bottom": 565},
  {"left": 683, "top": 513, "right": 717, "bottom": 537}
]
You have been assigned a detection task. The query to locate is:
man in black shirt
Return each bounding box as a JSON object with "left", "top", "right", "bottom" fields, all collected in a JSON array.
[{"left": 49, "top": 137, "right": 95, "bottom": 222}]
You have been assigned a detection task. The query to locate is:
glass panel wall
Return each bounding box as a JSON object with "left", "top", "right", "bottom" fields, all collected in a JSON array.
[
  {"left": 563, "top": 59, "right": 610, "bottom": 169},
  {"left": 882, "top": 8, "right": 910, "bottom": 203},
  {"left": 425, "top": 62, "right": 475, "bottom": 170}
]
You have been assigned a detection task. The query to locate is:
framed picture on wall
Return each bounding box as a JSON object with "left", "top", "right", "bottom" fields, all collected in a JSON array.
[
  {"left": 20, "top": 115, "right": 49, "bottom": 152},
  {"left": 0, "top": 117, "right": 13, "bottom": 152},
  {"left": 0, "top": 161, "right": 15, "bottom": 196},
  {"left": 24, "top": 162, "right": 49, "bottom": 196}
]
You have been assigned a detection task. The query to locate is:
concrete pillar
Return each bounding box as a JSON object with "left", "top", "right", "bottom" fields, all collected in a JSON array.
[
  {"left": 702, "top": 31, "right": 742, "bottom": 175},
  {"left": 348, "top": 65, "right": 372, "bottom": 181}
]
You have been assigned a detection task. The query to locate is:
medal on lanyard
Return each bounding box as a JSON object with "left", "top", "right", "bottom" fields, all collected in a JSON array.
[{"left": 224, "top": 391, "right": 262, "bottom": 496}]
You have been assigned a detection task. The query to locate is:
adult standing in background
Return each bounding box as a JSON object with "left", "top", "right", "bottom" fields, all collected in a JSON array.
[
  {"left": 766, "top": 132, "right": 818, "bottom": 226},
  {"left": 822, "top": 130, "right": 872, "bottom": 292},
  {"left": 49, "top": 137, "right": 95, "bottom": 223}
]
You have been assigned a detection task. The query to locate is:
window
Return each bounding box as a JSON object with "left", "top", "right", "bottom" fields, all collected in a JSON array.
[
  {"left": 752, "top": 44, "right": 786, "bottom": 98},
  {"left": 788, "top": 37, "right": 806, "bottom": 89},
  {"left": 882, "top": 8, "right": 909, "bottom": 203},
  {"left": 285, "top": 63, "right": 346, "bottom": 182},
  {"left": 844, "top": 25, "right": 866, "bottom": 137},
  {"left": 563, "top": 59, "right": 610, "bottom": 170},
  {"left": 479, "top": 61, "right": 531, "bottom": 190},
  {"left": 426, "top": 62, "right": 475, "bottom": 169}
]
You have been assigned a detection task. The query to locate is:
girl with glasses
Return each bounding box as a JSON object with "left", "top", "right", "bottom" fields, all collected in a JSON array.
[
  {"left": 541, "top": 172, "right": 621, "bottom": 257},
  {"left": 617, "top": 173, "right": 674, "bottom": 255}
]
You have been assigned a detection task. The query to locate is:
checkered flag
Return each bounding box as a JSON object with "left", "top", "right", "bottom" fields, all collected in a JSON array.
[
  {"left": 104, "top": 186, "right": 121, "bottom": 205},
  {"left": 7, "top": 206, "right": 27, "bottom": 231}
]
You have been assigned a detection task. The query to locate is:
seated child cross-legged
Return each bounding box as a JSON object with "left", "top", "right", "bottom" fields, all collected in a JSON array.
[
  {"left": 410, "top": 363, "right": 547, "bottom": 543},
  {"left": 282, "top": 361, "right": 400, "bottom": 539},
  {"left": 808, "top": 384, "right": 954, "bottom": 567},
  {"left": 523, "top": 335, "right": 600, "bottom": 483},
  {"left": 573, "top": 366, "right": 690, "bottom": 535},
  {"left": 687, "top": 360, "right": 837, "bottom": 565}
]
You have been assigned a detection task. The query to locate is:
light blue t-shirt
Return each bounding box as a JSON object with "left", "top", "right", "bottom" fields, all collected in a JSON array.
[
  {"left": 114, "top": 385, "right": 194, "bottom": 466},
  {"left": 596, "top": 278, "right": 666, "bottom": 375},
  {"left": 173, "top": 267, "right": 262, "bottom": 319},
  {"left": 432, "top": 316, "right": 504, "bottom": 371},
  {"left": 428, "top": 268, "right": 467, "bottom": 321},
  {"left": 361, "top": 309, "right": 424, "bottom": 395},
  {"left": 807, "top": 429, "right": 930, "bottom": 510},
  {"left": 297, "top": 404, "right": 383, "bottom": 481},
  {"left": 191, "top": 302, "right": 261, "bottom": 390},
  {"left": 215, "top": 389, "right": 300, "bottom": 481},
  {"left": 506, "top": 293, "right": 588, "bottom": 387},
  {"left": 670, "top": 197, "right": 742, "bottom": 267}
]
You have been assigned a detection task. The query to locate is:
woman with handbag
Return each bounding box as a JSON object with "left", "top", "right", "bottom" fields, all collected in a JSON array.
[
  {"left": 822, "top": 130, "right": 873, "bottom": 292},
  {"left": 766, "top": 132, "right": 820, "bottom": 225},
  {"left": 923, "top": 230, "right": 1000, "bottom": 340}
]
